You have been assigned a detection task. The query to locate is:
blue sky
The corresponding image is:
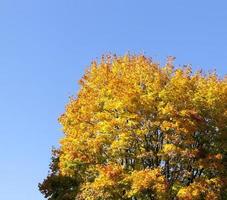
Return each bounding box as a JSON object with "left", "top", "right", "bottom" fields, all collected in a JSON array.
[{"left": 0, "top": 0, "right": 226, "bottom": 199}]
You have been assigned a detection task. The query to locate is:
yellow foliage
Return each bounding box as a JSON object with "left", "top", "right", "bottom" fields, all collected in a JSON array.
[
  {"left": 177, "top": 178, "right": 222, "bottom": 200},
  {"left": 126, "top": 168, "right": 167, "bottom": 199},
  {"left": 57, "top": 54, "right": 227, "bottom": 199}
]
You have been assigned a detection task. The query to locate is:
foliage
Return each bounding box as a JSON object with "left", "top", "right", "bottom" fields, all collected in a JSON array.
[
  {"left": 42, "top": 55, "right": 227, "bottom": 199},
  {"left": 38, "top": 148, "right": 80, "bottom": 200}
]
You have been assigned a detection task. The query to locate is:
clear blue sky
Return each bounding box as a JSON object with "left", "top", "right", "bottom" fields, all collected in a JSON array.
[{"left": 0, "top": 1, "right": 226, "bottom": 199}]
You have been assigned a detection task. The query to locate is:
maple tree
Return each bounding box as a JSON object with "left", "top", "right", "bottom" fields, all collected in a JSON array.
[{"left": 40, "top": 55, "right": 227, "bottom": 199}]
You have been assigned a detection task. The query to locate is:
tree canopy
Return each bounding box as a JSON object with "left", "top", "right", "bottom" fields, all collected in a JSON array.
[
  {"left": 40, "top": 55, "right": 227, "bottom": 199},
  {"left": 38, "top": 148, "right": 80, "bottom": 200}
]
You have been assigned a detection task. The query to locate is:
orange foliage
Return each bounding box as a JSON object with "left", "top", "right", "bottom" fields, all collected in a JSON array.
[{"left": 57, "top": 54, "right": 227, "bottom": 199}]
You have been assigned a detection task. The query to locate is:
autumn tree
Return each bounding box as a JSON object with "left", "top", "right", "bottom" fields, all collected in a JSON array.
[
  {"left": 41, "top": 55, "right": 227, "bottom": 199},
  {"left": 39, "top": 148, "right": 80, "bottom": 200}
]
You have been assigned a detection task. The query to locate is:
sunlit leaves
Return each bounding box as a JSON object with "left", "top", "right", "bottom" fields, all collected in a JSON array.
[{"left": 55, "top": 54, "right": 227, "bottom": 199}]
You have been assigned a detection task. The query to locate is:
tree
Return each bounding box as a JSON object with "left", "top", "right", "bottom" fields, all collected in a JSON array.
[
  {"left": 38, "top": 148, "right": 80, "bottom": 200},
  {"left": 41, "top": 54, "right": 227, "bottom": 199}
]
